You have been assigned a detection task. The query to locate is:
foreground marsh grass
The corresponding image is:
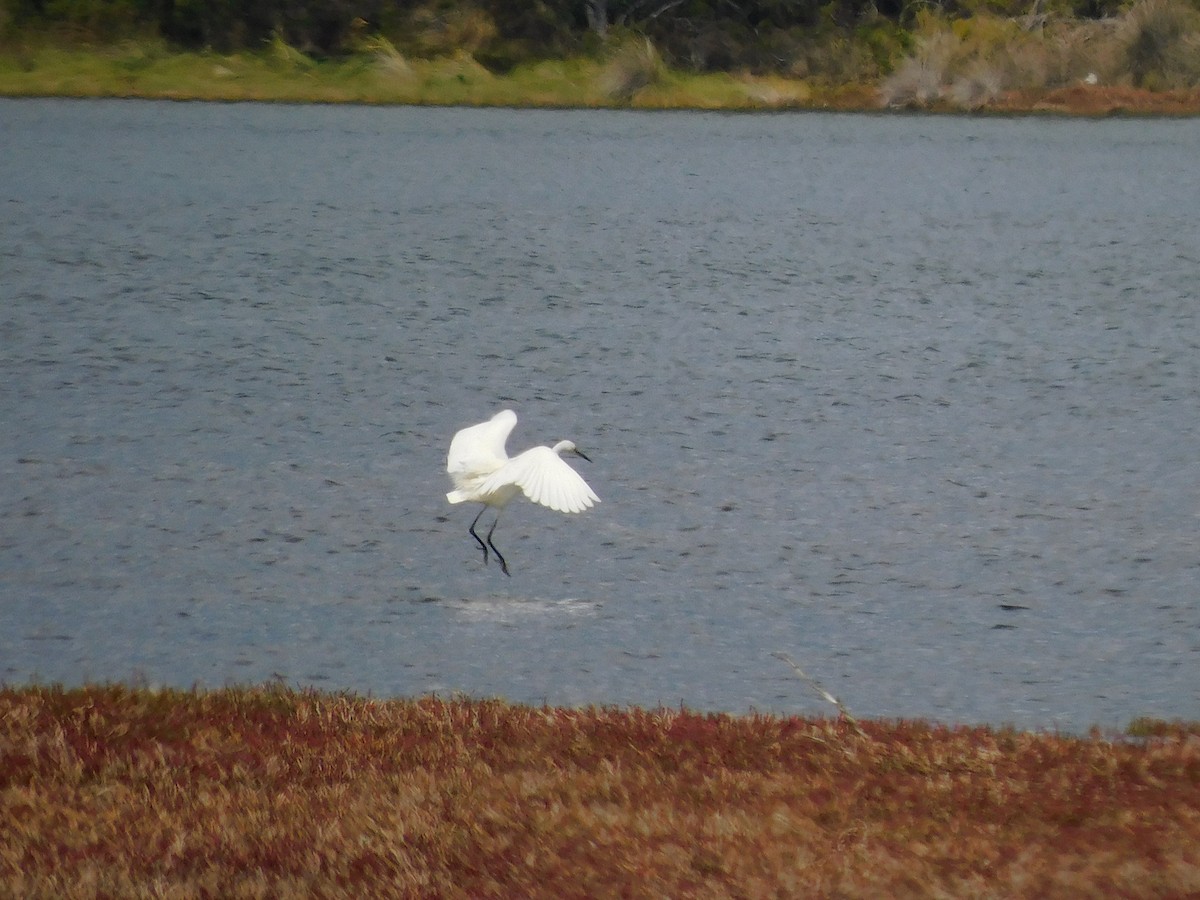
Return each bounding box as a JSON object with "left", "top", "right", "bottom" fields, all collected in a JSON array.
[{"left": 2, "top": 685, "right": 1198, "bottom": 897}]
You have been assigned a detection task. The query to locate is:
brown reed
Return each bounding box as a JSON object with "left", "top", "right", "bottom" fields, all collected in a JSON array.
[{"left": 1, "top": 684, "right": 1197, "bottom": 898}]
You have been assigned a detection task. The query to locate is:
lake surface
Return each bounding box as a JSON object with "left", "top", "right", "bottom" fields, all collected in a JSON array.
[{"left": 3, "top": 98, "right": 1199, "bottom": 732}]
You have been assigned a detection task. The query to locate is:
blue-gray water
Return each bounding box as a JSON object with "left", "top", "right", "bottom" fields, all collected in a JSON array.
[{"left": 3, "top": 98, "right": 1198, "bottom": 732}]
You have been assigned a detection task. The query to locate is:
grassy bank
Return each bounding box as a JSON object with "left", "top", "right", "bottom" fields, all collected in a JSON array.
[
  {"left": 0, "top": 39, "right": 861, "bottom": 110},
  {"left": 2, "top": 34, "right": 1199, "bottom": 114},
  {"left": 2, "top": 684, "right": 1198, "bottom": 897},
  {"left": 4, "top": 0, "right": 1200, "bottom": 113}
]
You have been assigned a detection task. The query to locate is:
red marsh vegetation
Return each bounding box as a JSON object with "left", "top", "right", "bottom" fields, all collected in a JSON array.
[{"left": 1, "top": 684, "right": 1198, "bottom": 897}]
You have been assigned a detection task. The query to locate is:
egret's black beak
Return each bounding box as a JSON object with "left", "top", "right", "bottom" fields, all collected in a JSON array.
[{"left": 574, "top": 448, "right": 592, "bottom": 463}]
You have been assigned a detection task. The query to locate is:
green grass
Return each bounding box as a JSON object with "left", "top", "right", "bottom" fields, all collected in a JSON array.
[
  {"left": 0, "top": 39, "right": 850, "bottom": 109},
  {"left": 3, "top": 32, "right": 1198, "bottom": 114}
]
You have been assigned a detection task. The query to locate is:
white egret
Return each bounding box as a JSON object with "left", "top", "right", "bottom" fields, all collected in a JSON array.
[{"left": 446, "top": 409, "right": 599, "bottom": 575}]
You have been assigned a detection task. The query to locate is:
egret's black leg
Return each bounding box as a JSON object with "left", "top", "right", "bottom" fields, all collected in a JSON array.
[
  {"left": 468, "top": 507, "right": 489, "bottom": 565},
  {"left": 485, "top": 516, "right": 510, "bottom": 576}
]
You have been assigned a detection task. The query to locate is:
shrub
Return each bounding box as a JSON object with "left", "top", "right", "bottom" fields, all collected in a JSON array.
[
  {"left": 786, "top": 30, "right": 888, "bottom": 82},
  {"left": 1044, "top": 17, "right": 1122, "bottom": 85},
  {"left": 401, "top": 2, "right": 498, "bottom": 58},
  {"left": 14, "top": 0, "right": 148, "bottom": 40},
  {"left": 599, "top": 33, "right": 662, "bottom": 101},
  {"left": 877, "top": 6, "right": 1174, "bottom": 108},
  {"left": 949, "top": 61, "right": 1005, "bottom": 105},
  {"left": 269, "top": 31, "right": 316, "bottom": 70},
  {"left": 879, "top": 30, "right": 954, "bottom": 104},
  {"left": 357, "top": 32, "right": 411, "bottom": 77},
  {"left": 1119, "top": 0, "right": 1200, "bottom": 87}
]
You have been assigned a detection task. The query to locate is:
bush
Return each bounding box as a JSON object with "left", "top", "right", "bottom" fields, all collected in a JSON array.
[
  {"left": 599, "top": 33, "right": 662, "bottom": 101},
  {"left": 876, "top": 3, "right": 1198, "bottom": 108},
  {"left": 9, "top": 0, "right": 150, "bottom": 40},
  {"left": 879, "top": 30, "right": 954, "bottom": 104},
  {"left": 1120, "top": 0, "right": 1200, "bottom": 87},
  {"left": 1044, "top": 17, "right": 1121, "bottom": 85},
  {"left": 398, "top": 2, "right": 497, "bottom": 58}
]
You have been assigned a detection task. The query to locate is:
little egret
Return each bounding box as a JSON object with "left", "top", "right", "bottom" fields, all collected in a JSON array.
[{"left": 446, "top": 409, "right": 599, "bottom": 575}]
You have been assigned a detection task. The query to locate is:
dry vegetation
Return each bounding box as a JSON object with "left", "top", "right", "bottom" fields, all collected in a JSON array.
[
  {"left": 880, "top": 0, "right": 1200, "bottom": 110},
  {"left": 599, "top": 35, "right": 665, "bottom": 102},
  {"left": 2, "top": 684, "right": 1199, "bottom": 897}
]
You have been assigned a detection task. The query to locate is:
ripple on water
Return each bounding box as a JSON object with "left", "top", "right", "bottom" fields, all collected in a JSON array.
[{"left": 2, "top": 101, "right": 1199, "bottom": 731}]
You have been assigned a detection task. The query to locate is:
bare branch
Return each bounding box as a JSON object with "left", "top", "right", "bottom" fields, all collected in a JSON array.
[{"left": 772, "top": 652, "right": 868, "bottom": 738}]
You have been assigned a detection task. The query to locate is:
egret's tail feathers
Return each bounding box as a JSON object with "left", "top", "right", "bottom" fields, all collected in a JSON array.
[{"left": 446, "top": 490, "right": 469, "bottom": 504}]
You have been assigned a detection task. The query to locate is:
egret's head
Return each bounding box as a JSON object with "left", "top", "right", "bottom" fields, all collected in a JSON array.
[{"left": 552, "top": 440, "right": 591, "bottom": 462}]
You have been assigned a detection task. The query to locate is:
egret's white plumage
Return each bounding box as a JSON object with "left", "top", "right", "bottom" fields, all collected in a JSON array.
[{"left": 446, "top": 409, "right": 599, "bottom": 574}]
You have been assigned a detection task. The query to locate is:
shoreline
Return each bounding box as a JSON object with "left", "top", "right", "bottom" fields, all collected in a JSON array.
[
  {"left": 8, "top": 85, "right": 1200, "bottom": 118},
  {"left": 7, "top": 85, "right": 1200, "bottom": 118}
]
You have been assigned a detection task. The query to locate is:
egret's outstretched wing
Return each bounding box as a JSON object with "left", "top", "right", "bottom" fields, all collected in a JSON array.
[
  {"left": 479, "top": 446, "right": 600, "bottom": 514},
  {"left": 447, "top": 409, "right": 517, "bottom": 482}
]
